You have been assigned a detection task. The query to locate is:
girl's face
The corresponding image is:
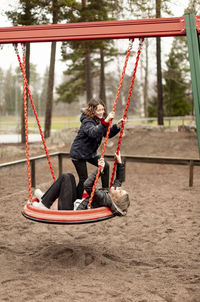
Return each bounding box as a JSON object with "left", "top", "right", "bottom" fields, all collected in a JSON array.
[
  {"left": 94, "top": 104, "right": 105, "bottom": 119},
  {"left": 110, "top": 186, "right": 127, "bottom": 198}
]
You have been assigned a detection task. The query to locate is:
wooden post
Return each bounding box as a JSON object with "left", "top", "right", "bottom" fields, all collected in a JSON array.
[
  {"left": 189, "top": 160, "right": 194, "bottom": 187},
  {"left": 58, "top": 154, "right": 63, "bottom": 176},
  {"left": 31, "top": 160, "right": 36, "bottom": 188},
  {"left": 123, "top": 157, "right": 126, "bottom": 182}
]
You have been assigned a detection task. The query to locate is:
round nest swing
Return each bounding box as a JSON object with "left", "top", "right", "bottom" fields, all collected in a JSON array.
[{"left": 16, "top": 38, "right": 143, "bottom": 225}]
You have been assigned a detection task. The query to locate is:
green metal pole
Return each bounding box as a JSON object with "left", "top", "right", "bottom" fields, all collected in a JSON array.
[{"left": 185, "top": 13, "right": 200, "bottom": 156}]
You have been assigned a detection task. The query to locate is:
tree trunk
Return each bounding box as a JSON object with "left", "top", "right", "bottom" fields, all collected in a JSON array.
[
  {"left": 144, "top": 39, "right": 149, "bottom": 117},
  {"left": 81, "top": 0, "right": 92, "bottom": 102},
  {"left": 85, "top": 49, "right": 93, "bottom": 102},
  {"left": 156, "top": 0, "right": 164, "bottom": 125},
  {"left": 44, "top": 1, "right": 58, "bottom": 138},
  {"left": 156, "top": 37, "right": 164, "bottom": 125},
  {"left": 21, "top": 42, "right": 30, "bottom": 143},
  {"left": 99, "top": 47, "right": 106, "bottom": 105}
]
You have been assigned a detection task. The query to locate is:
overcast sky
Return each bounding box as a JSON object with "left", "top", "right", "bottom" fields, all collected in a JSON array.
[
  {"left": 0, "top": 0, "right": 190, "bottom": 84},
  {"left": 0, "top": 0, "right": 65, "bottom": 85}
]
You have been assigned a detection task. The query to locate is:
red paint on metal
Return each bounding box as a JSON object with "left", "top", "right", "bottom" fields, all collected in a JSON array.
[{"left": 0, "top": 17, "right": 186, "bottom": 44}]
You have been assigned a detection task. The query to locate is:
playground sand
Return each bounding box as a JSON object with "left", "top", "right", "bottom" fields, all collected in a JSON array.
[{"left": 0, "top": 126, "right": 200, "bottom": 302}]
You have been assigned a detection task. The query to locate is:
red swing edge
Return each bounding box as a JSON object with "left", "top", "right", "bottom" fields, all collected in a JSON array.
[{"left": 22, "top": 204, "right": 114, "bottom": 224}]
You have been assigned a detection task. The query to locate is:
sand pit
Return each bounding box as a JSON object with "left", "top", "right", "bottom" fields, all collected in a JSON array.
[{"left": 0, "top": 126, "right": 200, "bottom": 302}]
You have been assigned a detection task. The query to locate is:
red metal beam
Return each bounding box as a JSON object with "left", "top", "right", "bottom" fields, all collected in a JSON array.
[{"left": 0, "top": 17, "right": 187, "bottom": 44}]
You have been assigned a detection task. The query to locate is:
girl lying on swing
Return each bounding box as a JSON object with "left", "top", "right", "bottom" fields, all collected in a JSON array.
[{"left": 32, "top": 152, "right": 130, "bottom": 216}]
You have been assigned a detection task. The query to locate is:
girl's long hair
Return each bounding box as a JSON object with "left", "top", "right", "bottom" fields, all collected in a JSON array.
[
  {"left": 85, "top": 98, "right": 107, "bottom": 119},
  {"left": 110, "top": 190, "right": 130, "bottom": 214}
]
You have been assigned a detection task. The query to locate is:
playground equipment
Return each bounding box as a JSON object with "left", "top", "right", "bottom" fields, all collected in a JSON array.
[
  {"left": 0, "top": 14, "right": 199, "bottom": 224},
  {"left": 0, "top": 14, "right": 199, "bottom": 150},
  {"left": 16, "top": 37, "right": 142, "bottom": 224}
]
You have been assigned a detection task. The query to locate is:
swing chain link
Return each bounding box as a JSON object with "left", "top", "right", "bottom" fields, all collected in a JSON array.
[
  {"left": 13, "top": 43, "right": 19, "bottom": 55},
  {"left": 13, "top": 43, "right": 26, "bottom": 55},
  {"left": 21, "top": 43, "right": 26, "bottom": 54},
  {"left": 128, "top": 38, "right": 134, "bottom": 50},
  {"left": 139, "top": 38, "right": 144, "bottom": 51}
]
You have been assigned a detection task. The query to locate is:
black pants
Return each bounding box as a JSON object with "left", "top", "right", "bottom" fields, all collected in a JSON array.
[
  {"left": 42, "top": 173, "right": 77, "bottom": 210},
  {"left": 72, "top": 155, "right": 109, "bottom": 199}
]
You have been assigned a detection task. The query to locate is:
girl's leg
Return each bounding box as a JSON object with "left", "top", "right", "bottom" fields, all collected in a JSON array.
[
  {"left": 41, "top": 175, "right": 64, "bottom": 208},
  {"left": 42, "top": 173, "right": 76, "bottom": 210},
  {"left": 72, "top": 159, "right": 88, "bottom": 199},
  {"left": 57, "top": 173, "right": 77, "bottom": 210},
  {"left": 88, "top": 155, "right": 110, "bottom": 189}
]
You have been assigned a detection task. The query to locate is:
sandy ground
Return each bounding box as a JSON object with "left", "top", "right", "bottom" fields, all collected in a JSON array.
[{"left": 0, "top": 126, "right": 200, "bottom": 302}]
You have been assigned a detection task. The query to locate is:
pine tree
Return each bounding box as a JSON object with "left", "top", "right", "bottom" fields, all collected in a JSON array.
[
  {"left": 5, "top": 0, "right": 41, "bottom": 142},
  {"left": 29, "top": 64, "right": 42, "bottom": 116},
  {"left": 163, "top": 38, "right": 192, "bottom": 116},
  {"left": 0, "top": 68, "right": 4, "bottom": 115},
  {"left": 6, "top": 0, "right": 78, "bottom": 138},
  {"left": 185, "top": 0, "right": 200, "bottom": 15},
  {"left": 126, "top": 0, "right": 172, "bottom": 123},
  {"left": 127, "top": 0, "right": 154, "bottom": 118},
  {"left": 40, "top": 67, "right": 49, "bottom": 116},
  {"left": 56, "top": 0, "right": 121, "bottom": 108},
  {"left": 4, "top": 68, "right": 15, "bottom": 115},
  {"left": 148, "top": 37, "right": 192, "bottom": 118}
]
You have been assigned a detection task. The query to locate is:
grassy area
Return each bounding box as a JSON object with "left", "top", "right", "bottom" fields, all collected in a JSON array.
[
  {"left": 0, "top": 116, "right": 81, "bottom": 131},
  {"left": 0, "top": 115, "right": 195, "bottom": 132}
]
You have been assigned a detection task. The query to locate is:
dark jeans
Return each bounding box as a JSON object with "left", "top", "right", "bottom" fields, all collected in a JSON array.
[
  {"left": 72, "top": 155, "right": 110, "bottom": 199},
  {"left": 42, "top": 173, "right": 77, "bottom": 210}
]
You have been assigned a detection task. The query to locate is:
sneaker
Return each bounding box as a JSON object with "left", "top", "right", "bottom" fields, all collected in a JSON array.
[
  {"left": 32, "top": 200, "right": 48, "bottom": 209},
  {"left": 74, "top": 199, "right": 84, "bottom": 210},
  {"left": 76, "top": 198, "right": 89, "bottom": 210},
  {"left": 34, "top": 189, "right": 44, "bottom": 202}
]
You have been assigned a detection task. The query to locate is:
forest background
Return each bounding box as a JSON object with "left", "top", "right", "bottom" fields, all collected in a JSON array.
[{"left": 0, "top": 0, "right": 199, "bottom": 142}]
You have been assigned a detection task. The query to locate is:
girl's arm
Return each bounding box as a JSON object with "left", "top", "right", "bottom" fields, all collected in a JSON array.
[
  {"left": 109, "top": 118, "right": 126, "bottom": 138},
  {"left": 112, "top": 152, "right": 125, "bottom": 187},
  {"left": 83, "top": 120, "right": 106, "bottom": 138}
]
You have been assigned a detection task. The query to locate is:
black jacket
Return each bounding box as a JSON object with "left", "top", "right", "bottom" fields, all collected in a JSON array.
[
  {"left": 77, "top": 163, "right": 125, "bottom": 214},
  {"left": 70, "top": 113, "right": 120, "bottom": 160}
]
